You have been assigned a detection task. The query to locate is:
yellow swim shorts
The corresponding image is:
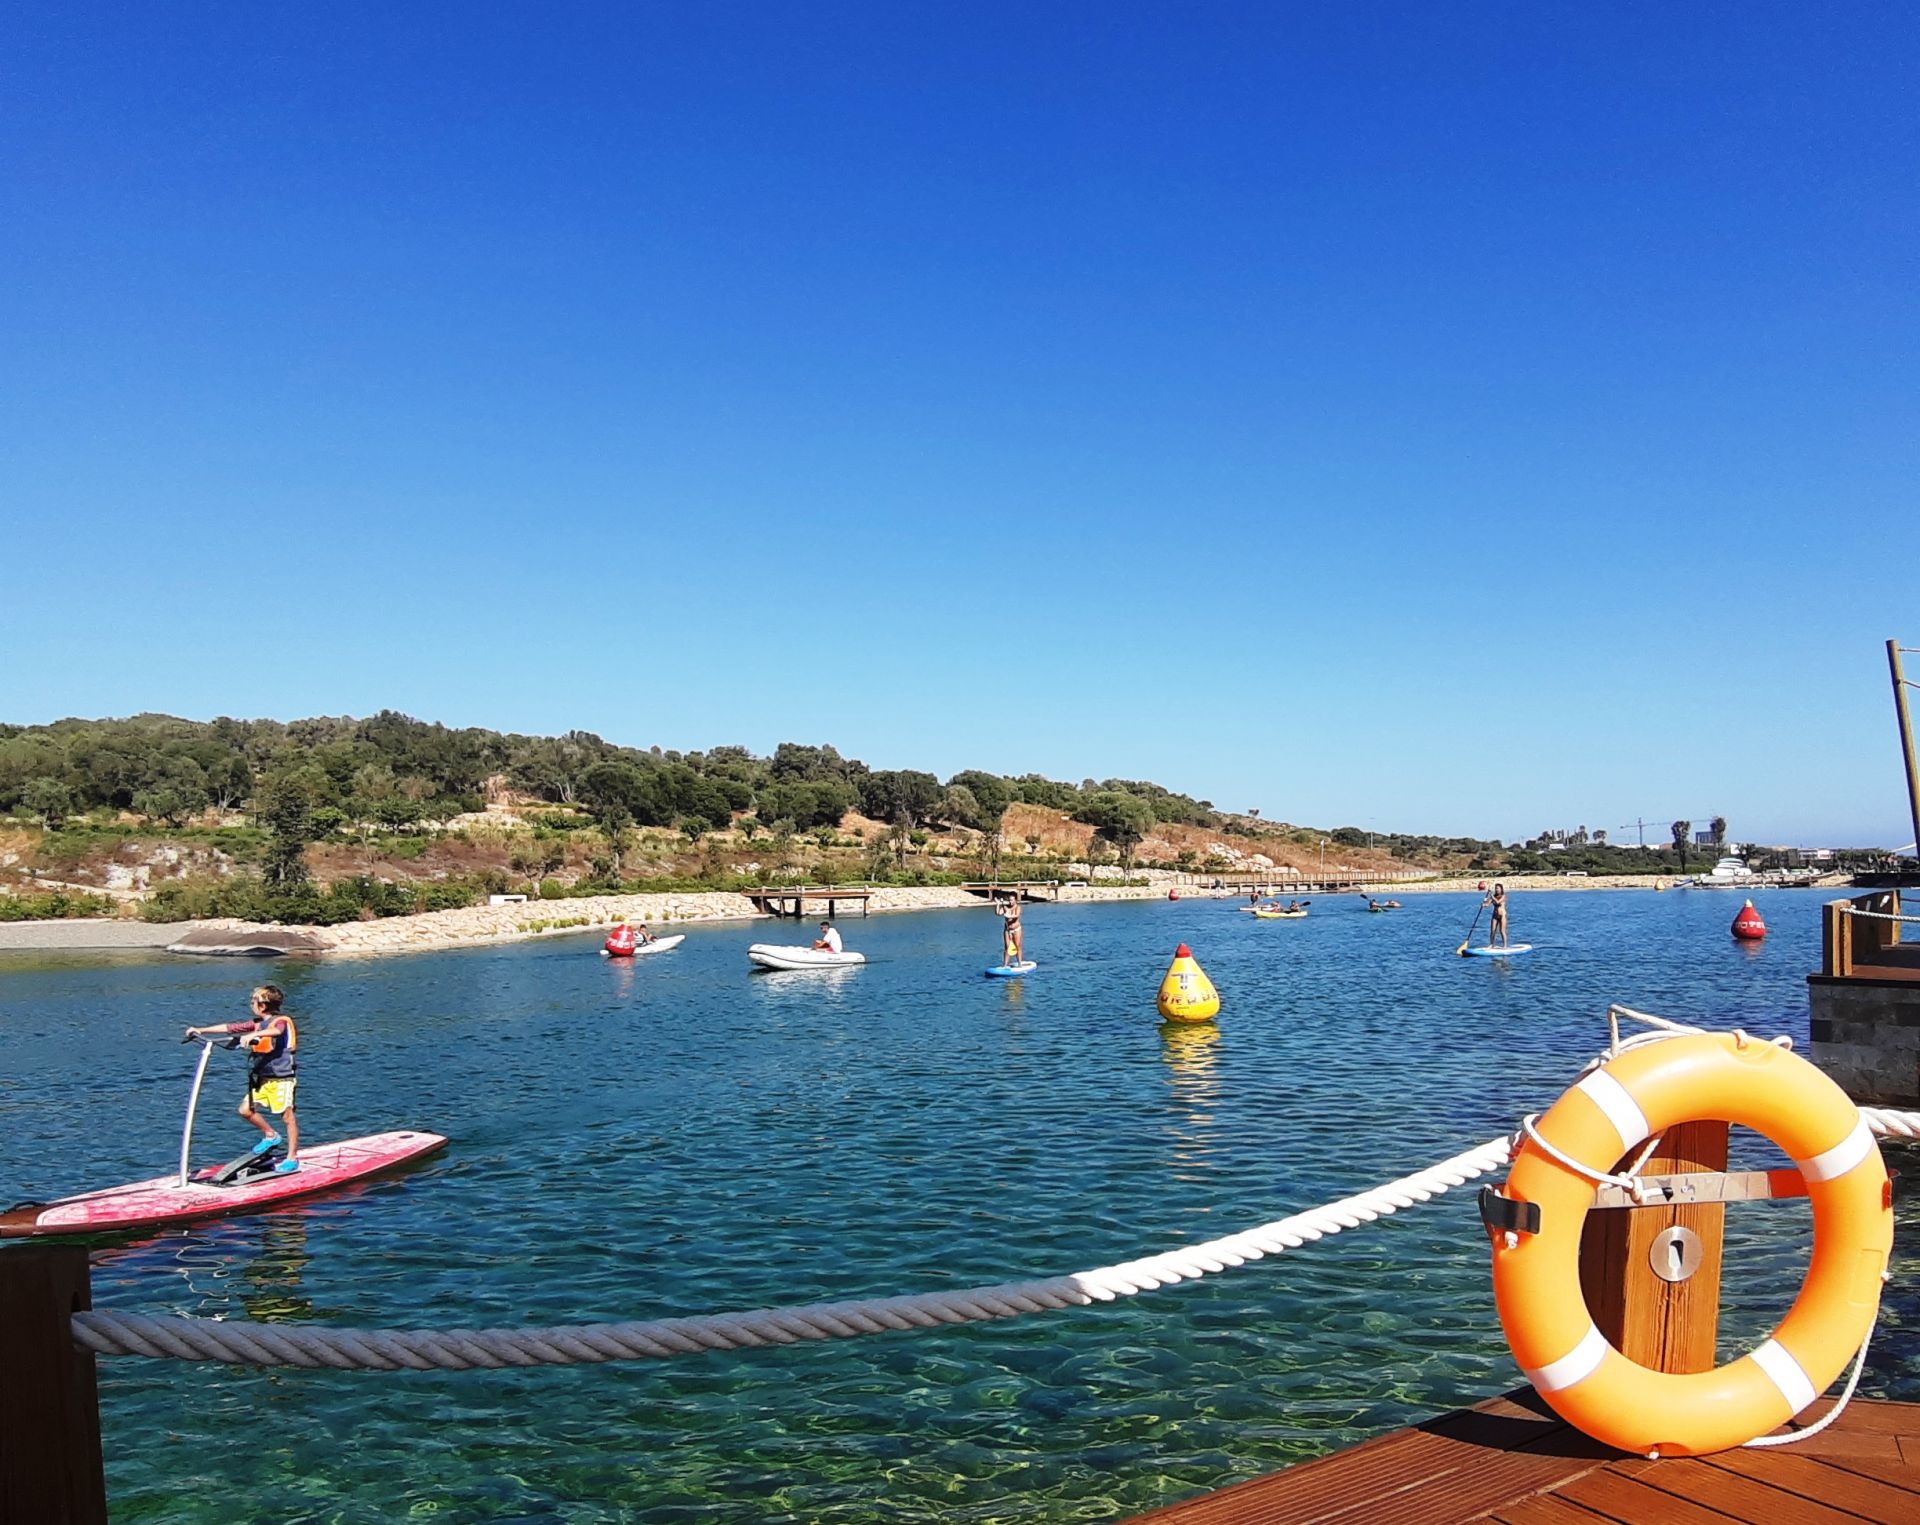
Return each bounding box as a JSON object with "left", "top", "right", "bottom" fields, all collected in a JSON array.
[{"left": 249, "top": 1078, "right": 298, "bottom": 1114}]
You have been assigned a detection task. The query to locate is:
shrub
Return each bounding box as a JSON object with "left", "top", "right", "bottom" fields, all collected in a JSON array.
[{"left": 0, "top": 890, "right": 117, "bottom": 921}]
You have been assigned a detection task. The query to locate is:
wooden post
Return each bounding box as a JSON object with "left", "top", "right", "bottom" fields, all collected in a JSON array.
[
  {"left": 1579, "top": 1121, "right": 1728, "bottom": 1373},
  {"left": 1890, "top": 640, "right": 1920, "bottom": 869},
  {"left": 1823, "top": 899, "right": 1853, "bottom": 977},
  {"left": 0, "top": 1246, "right": 107, "bottom": 1524}
]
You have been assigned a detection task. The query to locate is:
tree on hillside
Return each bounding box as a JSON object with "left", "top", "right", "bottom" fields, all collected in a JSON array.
[
  {"left": 948, "top": 771, "right": 1013, "bottom": 873},
  {"left": 858, "top": 770, "right": 942, "bottom": 833},
  {"left": 134, "top": 756, "right": 210, "bottom": 827},
  {"left": 22, "top": 778, "right": 73, "bottom": 830},
  {"left": 1710, "top": 816, "right": 1727, "bottom": 848},
  {"left": 1076, "top": 791, "right": 1154, "bottom": 879},
  {"left": 258, "top": 775, "right": 318, "bottom": 889},
  {"left": 1671, "top": 820, "right": 1692, "bottom": 872},
  {"left": 578, "top": 762, "right": 645, "bottom": 873}
]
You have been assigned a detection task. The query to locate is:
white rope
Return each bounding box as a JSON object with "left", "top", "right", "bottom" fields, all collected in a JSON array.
[
  {"left": 1840, "top": 907, "right": 1920, "bottom": 924},
  {"left": 1745, "top": 1316, "right": 1878, "bottom": 1450},
  {"left": 70, "top": 1135, "right": 1516, "bottom": 1369},
  {"left": 1516, "top": 1115, "right": 1666, "bottom": 1203}
]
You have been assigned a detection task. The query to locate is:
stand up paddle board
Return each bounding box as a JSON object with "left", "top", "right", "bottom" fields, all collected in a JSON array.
[
  {"left": 600, "top": 933, "right": 686, "bottom": 958},
  {"left": 0, "top": 1131, "right": 448, "bottom": 1239},
  {"left": 985, "top": 960, "right": 1037, "bottom": 978},
  {"left": 1463, "top": 943, "right": 1533, "bottom": 957}
]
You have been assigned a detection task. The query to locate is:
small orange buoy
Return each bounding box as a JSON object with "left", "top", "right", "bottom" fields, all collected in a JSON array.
[
  {"left": 1732, "top": 900, "right": 1767, "bottom": 941},
  {"left": 1157, "top": 943, "right": 1220, "bottom": 1023}
]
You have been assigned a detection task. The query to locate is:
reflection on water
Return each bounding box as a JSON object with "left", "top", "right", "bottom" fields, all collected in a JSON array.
[
  {"left": 3, "top": 891, "right": 1913, "bottom": 1523},
  {"left": 1161, "top": 1022, "right": 1221, "bottom": 1180}
]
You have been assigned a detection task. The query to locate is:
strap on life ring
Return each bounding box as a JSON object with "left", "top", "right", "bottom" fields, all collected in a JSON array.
[{"left": 1488, "top": 1031, "right": 1891, "bottom": 1457}]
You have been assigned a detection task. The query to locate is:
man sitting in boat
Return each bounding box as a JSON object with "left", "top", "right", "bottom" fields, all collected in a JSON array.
[
  {"left": 813, "top": 921, "right": 843, "bottom": 954},
  {"left": 631, "top": 922, "right": 656, "bottom": 944}
]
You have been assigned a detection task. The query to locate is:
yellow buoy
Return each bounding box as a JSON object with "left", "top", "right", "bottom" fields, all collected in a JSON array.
[{"left": 1157, "top": 942, "right": 1220, "bottom": 1023}]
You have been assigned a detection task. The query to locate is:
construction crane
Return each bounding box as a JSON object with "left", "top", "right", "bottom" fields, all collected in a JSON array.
[{"left": 1615, "top": 816, "right": 1725, "bottom": 849}]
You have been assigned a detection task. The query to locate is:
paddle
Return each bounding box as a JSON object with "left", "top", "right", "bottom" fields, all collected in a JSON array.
[{"left": 1455, "top": 901, "right": 1484, "bottom": 957}]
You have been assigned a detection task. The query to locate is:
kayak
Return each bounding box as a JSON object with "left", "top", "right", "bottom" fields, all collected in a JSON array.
[
  {"left": 1252, "top": 909, "right": 1308, "bottom": 919},
  {"left": 0, "top": 1130, "right": 448, "bottom": 1239},
  {"left": 985, "top": 961, "right": 1038, "bottom": 978},
  {"left": 1464, "top": 943, "right": 1534, "bottom": 958},
  {"left": 600, "top": 933, "right": 686, "bottom": 958},
  {"left": 748, "top": 944, "right": 866, "bottom": 971}
]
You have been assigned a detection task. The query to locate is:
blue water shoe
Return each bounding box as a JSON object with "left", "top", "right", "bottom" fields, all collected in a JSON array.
[
  {"left": 272, "top": 1159, "right": 301, "bottom": 1174},
  {"left": 250, "top": 1134, "right": 283, "bottom": 1156}
]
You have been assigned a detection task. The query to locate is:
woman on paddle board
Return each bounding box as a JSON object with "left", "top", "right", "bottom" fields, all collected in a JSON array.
[
  {"left": 185, "top": 985, "right": 301, "bottom": 1173},
  {"left": 1483, "top": 883, "right": 1510, "bottom": 949},
  {"left": 997, "top": 895, "right": 1024, "bottom": 965}
]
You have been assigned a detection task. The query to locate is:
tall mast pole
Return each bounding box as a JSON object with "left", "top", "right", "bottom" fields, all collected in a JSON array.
[{"left": 1890, "top": 639, "right": 1920, "bottom": 864}]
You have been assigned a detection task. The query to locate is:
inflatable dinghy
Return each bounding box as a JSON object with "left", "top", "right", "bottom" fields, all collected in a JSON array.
[
  {"left": 748, "top": 944, "right": 866, "bottom": 971},
  {"left": 600, "top": 933, "right": 686, "bottom": 958}
]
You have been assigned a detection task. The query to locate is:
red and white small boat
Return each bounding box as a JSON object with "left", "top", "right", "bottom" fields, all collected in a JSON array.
[{"left": 0, "top": 1035, "right": 445, "bottom": 1239}]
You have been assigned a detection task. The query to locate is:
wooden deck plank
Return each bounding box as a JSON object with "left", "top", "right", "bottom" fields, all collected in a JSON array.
[
  {"left": 1124, "top": 1394, "right": 1920, "bottom": 1525},
  {"left": 1614, "top": 1454, "right": 1880, "bottom": 1524},
  {"left": 1548, "top": 1470, "right": 1745, "bottom": 1525},
  {"left": 1699, "top": 1449, "right": 1920, "bottom": 1519},
  {"left": 1483, "top": 1493, "right": 1613, "bottom": 1523},
  {"left": 1812, "top": 1450, "right": 1920, "bottom": 1490},
  {"left": 1128, "top": 1392, "right": 1606, "bottom": 1524}
]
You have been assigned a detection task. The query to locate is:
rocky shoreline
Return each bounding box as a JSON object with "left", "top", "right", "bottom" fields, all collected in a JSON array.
[{"left": 0, "top": 872, "right": 1848, "bottom": 959}]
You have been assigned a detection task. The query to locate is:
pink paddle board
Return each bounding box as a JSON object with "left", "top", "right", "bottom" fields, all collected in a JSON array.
[{"left": 0, "top": 1130, "right": 447, "bottom": 1238}]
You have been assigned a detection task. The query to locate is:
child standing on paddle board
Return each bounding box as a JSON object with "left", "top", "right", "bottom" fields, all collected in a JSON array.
[
  {"left": 1484, "top": 883, "right": 1510, "bottom": 949},
  {"left": 997, "top": 896, "right": 1024, "bottom": 965},
  {"left": 185, "top": 984, "right": 301, "bottom": 1173}
]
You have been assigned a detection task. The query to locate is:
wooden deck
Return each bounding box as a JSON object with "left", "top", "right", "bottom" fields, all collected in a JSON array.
[
  {"left": 959, "top": 881, "right": 1060, "bottom": 902},
  {"left": 743, "top": 886, "right": 873, "bottom": 918},
  {"left": 1125, "top": 1389, "right": 1920, "bottom": 1524}
]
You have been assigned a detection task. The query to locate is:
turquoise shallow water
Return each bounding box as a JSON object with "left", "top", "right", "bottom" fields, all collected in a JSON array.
[{"left": 2, "top": 889, "right": 1915, "bottom": 1522}]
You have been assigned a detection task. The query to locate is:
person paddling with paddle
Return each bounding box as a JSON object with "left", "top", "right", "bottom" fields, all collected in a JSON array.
[
  {"left": 996, "top": 895, "right": 1025, "bottom": 965},
  {"left": 1484, "top": 882, "right": 1511, "bottom": 949},
  {"left": 184, "top": 984, "right": 301, "bottom": 1174}
]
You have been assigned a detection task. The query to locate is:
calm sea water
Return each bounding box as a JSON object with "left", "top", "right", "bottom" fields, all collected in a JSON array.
[{"left": 2, "top": 890, "right": 1915, "bottom": 1523}]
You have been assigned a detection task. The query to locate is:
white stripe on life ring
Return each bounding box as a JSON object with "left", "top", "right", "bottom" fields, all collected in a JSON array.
[
  {"left": 1524, "top": 1322, "right": 1609, "bottom": 1394},
  {"left": 1750, "top": 1338, "right": 1818, "bottom": 1415},
  {"left": 1794, "top": 1117, "right": 1874, "bottom": 1184},
  {"left": 1574, "top": 1070, "right": 1650, "bottom": 1154}
]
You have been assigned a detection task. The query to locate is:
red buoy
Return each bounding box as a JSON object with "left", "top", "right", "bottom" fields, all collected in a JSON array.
[
  {"left": 1168, "top": 889, "right": 1180, "bottom": 901},
  {"left": 1731, "top": 900, "right": 1767, "bottom": 941},
  {"left": 605, "top": 922, "right": 638, "bottom": 956}
]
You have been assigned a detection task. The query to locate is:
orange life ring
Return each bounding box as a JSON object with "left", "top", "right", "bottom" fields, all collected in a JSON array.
[{"left": 1485, "top": 1031, "right": 1890, "bottom": 1456}]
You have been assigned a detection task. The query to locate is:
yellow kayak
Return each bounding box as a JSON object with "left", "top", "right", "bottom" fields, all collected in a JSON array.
[{"left": 1251, "top": 909, "right": 1308, "bottom": 919}]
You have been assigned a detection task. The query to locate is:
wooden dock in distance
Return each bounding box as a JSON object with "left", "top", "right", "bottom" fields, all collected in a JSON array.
[
  {"left": 743, "top": 886, "right": 873, "bottom": 919},
  {"left": 959, "top": 880, "right": 1060, "bottom": 903},
  {"left": 1124, "top": 1388, "right": 1920, "bottom": 1524}
]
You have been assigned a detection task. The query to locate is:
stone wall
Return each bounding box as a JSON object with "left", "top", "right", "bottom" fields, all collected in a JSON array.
[{"left": 1808, "top": 976, "right": 1920, "bottom": 1106}]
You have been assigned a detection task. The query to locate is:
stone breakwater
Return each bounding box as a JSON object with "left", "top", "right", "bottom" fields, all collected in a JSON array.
[{"left": 300, "top": 882, "right": 1246, "bottom": 959}]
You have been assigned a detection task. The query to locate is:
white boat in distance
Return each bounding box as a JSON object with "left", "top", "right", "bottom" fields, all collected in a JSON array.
[{"left": 1675, "top": 856, "right": 1819, "bottom": 889}]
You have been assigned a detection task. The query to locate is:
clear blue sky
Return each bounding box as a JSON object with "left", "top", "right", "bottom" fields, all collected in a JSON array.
[{"left": 4, "top": 5, "right": 1915, "bottom": 846}]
